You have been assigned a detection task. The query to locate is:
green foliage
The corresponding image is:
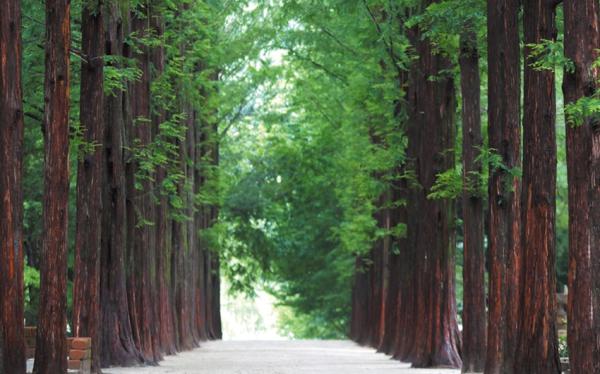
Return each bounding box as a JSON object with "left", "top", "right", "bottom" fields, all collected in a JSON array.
[
  {"left": 428, "top": 167, "right": 462, "bottom": 200},
  {"left": 104, "top": 56, "right": 143, "bottom": 95},
  {"left": 216, "top": 0, "right": 408, "bottom": 337},
  {"left": 23, "top": 264, "right": 40, "bottom": 324},
  {"left": 526, "top": 38, "right": 574, "bottom": 73},
  {"left": 565, "top": 96, "right": 600, "bottom": 128},
  {"left": 558, "top": 334, "right": 569, "bottom": 359}
]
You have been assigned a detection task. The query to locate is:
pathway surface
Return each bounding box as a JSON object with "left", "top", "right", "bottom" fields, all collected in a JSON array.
[{"left": 106, "top": 340, "right": 460, "bottom": 374}]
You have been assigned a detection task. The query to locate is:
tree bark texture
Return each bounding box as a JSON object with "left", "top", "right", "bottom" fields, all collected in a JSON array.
[
  {"left": 485, "top": 1, "right": 522, "bottom": 373},
  {"left": 34, "top": 0, "right": 71, "bottom": 372},
  {"left": 100, "top": 2, "right": 143, "bottom": 367},
  {"left": 459, "top": 29, "right": 486, "bottom": 374},
  {"left": 398, "top": 1, "right": 461, "bottom": 366},
  {"left": 563, "top": 1, "right": 600, "bottom": 372},
  {"left": 0, "top": 0, "right": 26, "bottom": 372},
  {"left": 73, "top": 1, "right": 105, "bottom": 372},
  {"left": 378, "top": 173, "right": 407, "bottom": 355},
  {"left": 128, "top": 5, "right": 161, "bottom": 362},
  {"left": 514, "top": 1, "right": 561, "bottom": 372}
]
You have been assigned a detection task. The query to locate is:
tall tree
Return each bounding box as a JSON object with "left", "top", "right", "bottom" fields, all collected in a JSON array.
[
  {"left": 514, "top": 0, "right": 560, "bottom": 372},
  {"left": 100, "top": 1, "right": 143, "bottom": 366},
  {"left": 0, "top": 0, "right": 26, "bottom": 372},
  {"left": 563, "top": 1, "right": 600, "bottom": 372},
  {"left": 73, "top": 0, "right": 105, "bottom": 372},
  {"left": 127, "top": 2, "right": 161, "bottom": 362},
  {"left": 459, "top": 28, "right": 486, "bottom": 374},
  {"left": 485, "top": 0, "right": 521, "bottom": 372},
  {"left": 151, "top": 11, "right": 178, "bottom": 356},
  {"left": 398, "top": 0, "right": 461, "bottom": 367},
  {"left": 34, "top": 0, "right": 71, "bottom": 372}
]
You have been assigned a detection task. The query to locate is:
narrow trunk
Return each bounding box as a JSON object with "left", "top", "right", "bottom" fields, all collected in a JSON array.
[
  {"left": 172, "top": 118, "right": 193, "bottom": 349},
  {"left": 73, "top": 1, "right": 104, "bottom": 372},
  {"left": 0, "top": 0, "right": 26, "bottom": 372},
  {"left": 562, "top": 1, "right": 600, "bottom": 372},
  {"left": 485, "top": 0, "right": 522, "bottom": 372},
  {"left": 34, "top": 0, "right": 71, "bottom": 372},
  {"left": 378, "top": 175, "right": 406, "bottom": 355},
  {"left": 350, "top": 257, "right": 370, "bottom": 343},
  {"left": 459, "top": 30, "right": 486, "bottom": 374},
  {"left": 193, "top": 108, "right": 208, "bottom": 341},
  {"left": 186, "top": 106, "right": 200, "bottom": 344}
]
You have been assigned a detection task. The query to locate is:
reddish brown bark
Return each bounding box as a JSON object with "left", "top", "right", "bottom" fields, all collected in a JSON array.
[
  {"left": 73, "top": 1, "right": 105, "bottom": 372},
  {"left": 149, "top": 11, "right": 178, "bottom": 356},
  {"left": 0, "top": 0, "right": 26, "bottom": 372},
  {"left": 562, "top": 1, "right": 600, "bottom": 372},
  {"left": 194, "top": 109, "right": 209, "bottom": 341},
  {"left": 186, "top": 107, "right": 201, "bottom": 345},
  {"left": 378, "top": 175, "right": 406, "bottom": 355},
  {"left": 172, "top": 110, "right": 196, "bottom": 349},
  {"left": 365, "top": 189, "right": 390, "bottom": 348},
  {"left": 514, "top": 1, "right": 560, "bottom": 372},
  {"left": 100, "top": 2, "right": 143, "bottom": 367},
  {"left": 396, "top": 2, "right": 461, "bottom": 366},
  {"left": 350, "top": 257, "right": 370, "bottom": 343},
  {"left": 210, "top": 254, "right": 223, "bottom": 339},
  {"left": 127, "top": 4, "right": 161, "bottom": 363},
  {"left": 211, "top": 125, "right": 223, "bottom": 339},
  {"left": 34, "top": 0, "right": 71, "bottom": 372},
  {"left": 485, "top": 0, "right": 521, "bottom": 372},
  {"left": 459, "top": 30, "right": 486, "bottom": 374}
]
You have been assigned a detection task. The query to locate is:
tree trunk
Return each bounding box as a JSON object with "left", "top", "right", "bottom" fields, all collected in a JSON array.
[
  {"left": 459, "top": 29, "right": 486, "bottom": 374},
  {"left": 562, "top": 1, "right": 600, "bottom": 372},
  {"left": 194, "top": 109, "right": 209, "bottom": 341},
  {"left": 350, "top": 257, "right": 370, "bottom": 343},
  {"left": 34, "top": 0, "right": 71, "bottom": 372},
  {"left": 73, "top": 1, "right": 104, "bottom": 372},
  {"left": 183, "top": 104, "right": 200, "bottom": 346},
  {"left": 127, "top": 4, "right": 161, "bottom": 363},
  {"left": 100, "top": 2, "right": 143, "bottom": 366},
  {"left": 378, "top": 173, "right": 406, "bottom": 355},
  {"left": 172, "top": 113, "right": 195, "bottom": 349},
  {"left": 514, "top": 1, "right": 561, "bottom": 372},
  {"left": 485, "top": 1, "right": 521, "bottom": 372},
  {"left": 399, "top": 2, "right": 461, "bottom": 366},
  {"left": 0, "top": 0, "right": 26, "bottom": 372},
  {"left": 149, "top": 11, "right": 178, "bottom": 356}
]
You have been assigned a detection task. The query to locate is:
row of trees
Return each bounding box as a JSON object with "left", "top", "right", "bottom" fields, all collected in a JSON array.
[
  {"left": 0, "top": 0, "right": 224, "bottom": 373},
  {"left": 351, "top": 0, "right": 600, "bottom": 373}
]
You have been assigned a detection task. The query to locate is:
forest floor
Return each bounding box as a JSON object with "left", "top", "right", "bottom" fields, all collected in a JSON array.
[{"left": 105, "top": 340, "right": 460, "bottom": 374}]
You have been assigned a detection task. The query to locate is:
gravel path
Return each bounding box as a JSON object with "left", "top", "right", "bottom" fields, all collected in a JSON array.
[{"left": 105, "top": 340, "right": 460, "bottom": 374}]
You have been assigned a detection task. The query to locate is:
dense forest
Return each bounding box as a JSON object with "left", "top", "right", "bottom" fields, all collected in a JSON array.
[{"left": 1, "top": 0, "right": 600, "bottom": 373}]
